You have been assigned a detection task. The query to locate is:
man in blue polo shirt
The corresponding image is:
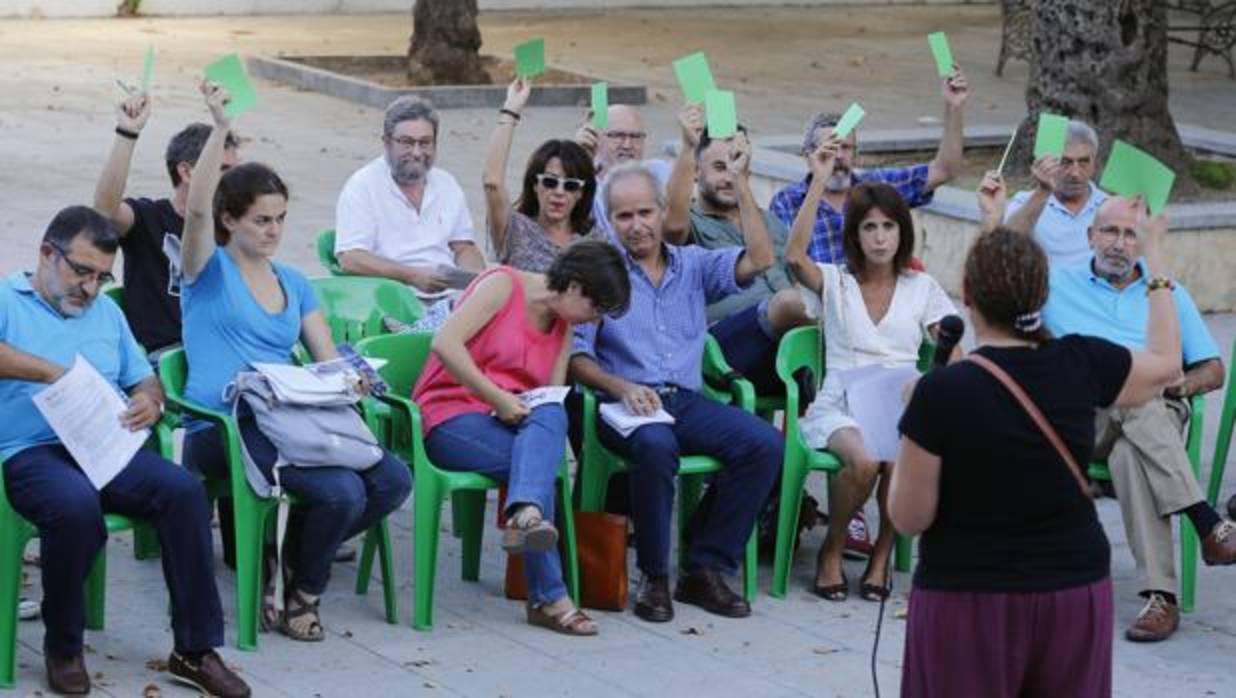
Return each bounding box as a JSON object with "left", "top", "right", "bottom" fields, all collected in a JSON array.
[
  {"left": 0, "top": 206, "right": 249, "bottom": 697},
  {"left": 769, "top": 68, "right": 969, "bottom": 264},
  {"left": 1043, "top": 196, "right": 1232, "bottom": 643},
  {"left": 570, "top": 163, "right": 782, "bottom": 624},
  {"left": 1005, "top": 119, "right": 1107, "bottom": 268}
]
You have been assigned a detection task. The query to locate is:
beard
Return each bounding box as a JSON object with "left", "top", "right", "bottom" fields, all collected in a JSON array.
[
  {"left": 699, "top": 185, "right": 737, "bottom": 211},
  {"left": 823, "top": 167, "right": 852, "bottom": 193},
  {"left": 1094, "top": 252, "right": 1135, "bottom": 282},
  {"left": 387, "top": 153, "right": 429, "bottom": 186}
]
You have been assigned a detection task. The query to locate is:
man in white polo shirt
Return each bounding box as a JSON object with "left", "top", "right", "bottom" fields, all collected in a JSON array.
[{"left": 335, "top": 96, "right": 485, "bottom": 330}]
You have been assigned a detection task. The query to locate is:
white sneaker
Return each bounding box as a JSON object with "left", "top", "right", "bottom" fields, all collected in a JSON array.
[{"left": 18, "top": 598, "right": 39, "bottom": 620}]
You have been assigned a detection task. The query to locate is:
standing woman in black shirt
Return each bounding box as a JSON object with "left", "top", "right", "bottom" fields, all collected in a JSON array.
[{"left": 889, "top": 180, "right": 1184, "bottom": 698}]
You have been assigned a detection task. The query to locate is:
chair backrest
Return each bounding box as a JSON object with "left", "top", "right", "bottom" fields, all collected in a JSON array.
[
  {"left": 316, "top": 229, "right": 346, "bottom": 276},
  {"left": 355, "top": 332, "right": 435, "bottom": 396},
  {"left": 775, "top": 326, "right": 822, "bottom": 419},
  {"left": 311, "top": 276, "right": 425, "bottom": 345},
  {"left": 158, "top": 347, "right": 189, "bottom": 402},
  {"left": 103, "top": 285, "right": 124, "bottom": 309}
]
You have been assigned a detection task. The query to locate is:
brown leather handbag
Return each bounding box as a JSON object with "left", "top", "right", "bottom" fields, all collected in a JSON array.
[{"left": 505, "top": 510, "right": 629, "bottom": 611}]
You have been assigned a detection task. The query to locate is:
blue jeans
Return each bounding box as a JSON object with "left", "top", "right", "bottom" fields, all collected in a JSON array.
[
  {"left": 4, "top": 444, "right": 224, "bottom": 657},
  {"left": 424, "top": 405, "right": 569, "bottom": 605},
  {"left": 597, "top": 388, "right": 782, "bottom": 577},
  {"left": 183, "top": 419, "right": 412, "bottom": 595}
]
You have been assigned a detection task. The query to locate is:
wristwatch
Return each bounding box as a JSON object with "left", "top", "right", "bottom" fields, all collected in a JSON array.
[{"left": 1146, "top": 277, "right": 1175, "bottom": 294}]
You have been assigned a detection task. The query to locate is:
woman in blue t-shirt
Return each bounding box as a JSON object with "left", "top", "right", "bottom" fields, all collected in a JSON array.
[
  {"left": 178, "top": 81, "right": 411, "bottom": 642},
  {"left": 889, "top": 176, "right": 1184, "bottom": 697}
]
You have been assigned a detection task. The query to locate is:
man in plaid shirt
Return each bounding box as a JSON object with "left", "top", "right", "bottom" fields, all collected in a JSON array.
[{"left": 769, "top": 68, "right": 971, "bottom": 264}]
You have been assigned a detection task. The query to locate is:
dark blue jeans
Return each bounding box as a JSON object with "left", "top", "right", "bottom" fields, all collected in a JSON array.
[
  {"left": 597, "top": 389, "right": 782, "bottom": 577},
  {"left": 183, "top": 419, "right": 412, "bottom": 595},
  {"left": 709, "top": 303, "right": 782, "bottom": 396},
  {"left": 3, "top": 444, "right": 224, "bottom": 658},
  {"left": 425, "top": 404, "right": 569, "bottom": 605}
]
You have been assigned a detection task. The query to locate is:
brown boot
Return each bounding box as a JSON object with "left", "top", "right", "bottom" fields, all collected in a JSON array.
[
  {"left": 1125, "top": 593, "right": 1179, "bottom": 642},
  {"left": 1201, "top": 520, "right": 1236, "bottom": 565},
  {"left": 45, "top": 652, "right": 90, "bottom": 695}
]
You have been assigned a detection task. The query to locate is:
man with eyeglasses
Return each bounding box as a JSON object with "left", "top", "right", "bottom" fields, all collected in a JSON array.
[
  {"left": 576, "top": 104, "right": 673, "bottom": 236},
  {"left": 770, "top": 68, "right": 969, "bottom": 265},
  {"left": 1041, "top": 195, "right": 1232, "bottom": 643},
  {"left": 335, "top": 95, "right": 485, "bottom": 332},
  {"left": 0, "top": 206, "right": 250, "bottom": 697},
  {"left": 1003, "top": 119, "right": 1108, "bottom": 268},
  {"left": 94, "top": 91, "right": 241, "bottom": 361}
]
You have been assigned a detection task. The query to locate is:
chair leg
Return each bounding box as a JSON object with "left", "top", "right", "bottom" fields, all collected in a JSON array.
[
  {"left": 133, "top": 524, "right": 161, "bottom": 561},
  {"left": 1179, "top": 518, "right": 1198, "bottom": 614},
  {"left": 413, "top": 475, "right": 445, "bottom": 631},
  {"left": 0, "top": 535, "right": 27, "bottom": 688},
  {"left": 894, "top": 534, "right": 913, "bottom": 573},
  {"left": 232, "top": 498, "right": 266, "bottom": 652},
  {"left": 557, "top": 473, "right": 581, "bottom": 605},
  {"left": 355, "top": 528, "right": 379, "bottom": 596},
  {"left": 85, "top": 548, "right": 107, "bottom": 631},
  {"left": 376, "top": 522, "right": 398, "bottom": 625},
  {"left": 771, "top": 464, "right": 809, "bottom": 599},
  {"left": 743, "top": 529, "right": 758, "bottom": 603},
  {"left": 454, "top": 490, "right": 486, "bottom": 582}
]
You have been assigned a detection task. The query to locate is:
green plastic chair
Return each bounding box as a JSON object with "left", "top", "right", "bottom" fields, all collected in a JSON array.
[
  {"left": 158, "top": 348, "right": 398, "bottom": 650},
  {"left": 354, "top": 332, "right": 580, "bottom": 631},
  {"left": 316, "top": 229, "right": 346, "bottom": 276},
  {"left": 768, "top": 327, "right": 929, "bottom": 598},
  {"left": 1208, "top": 342, "right": 1236, "bottom": 510},
  {"left": 575, "top": 335, "right": 760, "bottom": 603},
  {"left": 311, "top": 276, "right": 425, "bottom": 345},
  {"left": 1087, "top": 394, "right": 1207, "bottom": 613},
  {"left": 1, "top": 419, "right": 176, "bottom": 688}
]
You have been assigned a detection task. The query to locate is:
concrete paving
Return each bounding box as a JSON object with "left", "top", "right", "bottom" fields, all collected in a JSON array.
[{"left": 2, "top": 7, "right": 1234, "bottom": 697}]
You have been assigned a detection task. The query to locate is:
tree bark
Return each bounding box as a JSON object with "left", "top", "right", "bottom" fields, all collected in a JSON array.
[
  {"left": 1014, "top": 0, "right": 1195, "bottom": 191},
  {"left": 407, "top": 0, "right": 490, "bottom": 85}
]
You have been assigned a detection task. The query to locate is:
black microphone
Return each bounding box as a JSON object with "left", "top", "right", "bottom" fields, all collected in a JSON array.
[{"left": 932, "top": 315, "right": 965, "bottom": 369}]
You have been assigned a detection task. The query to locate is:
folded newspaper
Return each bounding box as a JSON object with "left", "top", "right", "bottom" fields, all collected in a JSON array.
[{"left": 599, "top": 401, "right": 675, "bottom": 438}]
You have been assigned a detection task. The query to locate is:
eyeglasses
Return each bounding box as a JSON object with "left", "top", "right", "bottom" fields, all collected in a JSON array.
[
  {"left": 1094, "top": 225, "right": 1138, "bottom": 243},
  {"left": 603, "top": 130, "right": 647, "bottom": 143},
  {"left": 47, "top": 242, "right": 114, "bottom": 286},
  {"left": 385, "top": 135, "right": 435, "bottom": 150},
  {"left": 535, "top": 173, "right": 587, "bottom": 193}
]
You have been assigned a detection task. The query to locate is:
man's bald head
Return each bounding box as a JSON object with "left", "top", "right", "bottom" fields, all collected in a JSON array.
[
  {"left": 1089, "top": 195, "right": 1145, "bottom": 284},
  {"left": 597, "top": 105, "right": 648, "bottom": 170}
]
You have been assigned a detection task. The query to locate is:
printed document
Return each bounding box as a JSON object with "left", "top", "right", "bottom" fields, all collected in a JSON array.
[
  {"left": 839, "top": 364, "right": 920, "bottom": 463},
  {"left": 599, "top": 401, "right": 676, "bottom": 438},
  {"left": 518, "top": 386, "right": 571, "bottom": 409}
]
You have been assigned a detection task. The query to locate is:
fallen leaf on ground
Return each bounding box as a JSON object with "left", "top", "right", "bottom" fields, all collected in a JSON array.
[
  {"left": 813, "top": 646, "right": 839, "bottom": 655},
  {"left": 681, "top": 626, "right": 702, "bottom": 636},
  {"left": 142, "top": 684, "right": 161, "bottom": 698},
  {"left": 894, "top": 607, "right": 908, "bottom": 619}
]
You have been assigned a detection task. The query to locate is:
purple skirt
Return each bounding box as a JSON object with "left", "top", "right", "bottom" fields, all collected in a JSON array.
[{"left": 901, "top": 577, "right": 1113, "bottom": 698}]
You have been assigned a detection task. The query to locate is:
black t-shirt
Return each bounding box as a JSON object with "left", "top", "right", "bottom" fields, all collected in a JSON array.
[
  {"left": 120, "top": 197, "right": 185, "bottom": 352},
  {"left": 898, "top": 334, "right": 1132, "bottom": 593}
]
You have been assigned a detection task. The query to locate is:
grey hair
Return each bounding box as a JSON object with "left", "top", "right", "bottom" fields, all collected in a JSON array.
[
  {"left": 383, "top": 96, "right": 439, "bottom": 139},
  {"left": 602, "top": 162, "right": 666, "bottom": 215},
  {"left": 800, "top": 111, "right": 842, "bottom": 154},
  {"left": 1066, "top": 120, "right": 1099, "bottom": 151}
]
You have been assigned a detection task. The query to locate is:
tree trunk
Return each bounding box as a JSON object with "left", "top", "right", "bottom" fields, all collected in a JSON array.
[
  {"left": 1013, "top": 0, "right": 1195, "bottom": 191},
  {"left": 407, "top": 0, "right": 490, "bottom": 85}
]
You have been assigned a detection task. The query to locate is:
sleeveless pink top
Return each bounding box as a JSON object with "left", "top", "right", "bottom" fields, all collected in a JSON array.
[{"left": 413, "top": 266, "right": 567, "bottom": 435}]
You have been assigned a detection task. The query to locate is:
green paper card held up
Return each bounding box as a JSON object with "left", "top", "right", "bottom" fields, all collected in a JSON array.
[
  {"left": 1099, "top": 140, "right": 1176, "bottom": 215},
  {"left": 203, "top": 54, "right": 257, "bottom": 119},
  {"left": 705, "top": 90, "right": 737, "bottom": 139},
  {"left": 1034, "top": 113, "right": 1069, "bottom": 158},
  {"left": 591, "top": 82, "right": 608, "bottom": 130},
  {"left": 673, "top": 52, "right": 717, "bottom": 105},
  {"left": 514, "top": 38, "right": 545, "bottom": 78},
  {"left": 832, "top": 103, "right": 865, "bottom": 140},
  {"left": 927, "top": 32, "right": 954, "bottom": 77},
  {"left": 140, "top": 45, "right": 155, "bottom": 92}
]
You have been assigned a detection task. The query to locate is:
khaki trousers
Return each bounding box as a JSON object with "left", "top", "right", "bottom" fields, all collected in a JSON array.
[{"left": 1094, "top": 397, "right": 1205, "bottom": 595}]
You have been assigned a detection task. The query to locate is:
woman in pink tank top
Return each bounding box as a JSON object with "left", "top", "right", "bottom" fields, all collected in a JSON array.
[{"left": 413, "top": 240, "right": 629, "bottom": 636}]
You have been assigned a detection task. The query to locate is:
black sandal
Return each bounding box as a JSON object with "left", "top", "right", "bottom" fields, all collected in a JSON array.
[
  {"left": 813, "top": 570, "right": 849, "bottom": 602},
  {"left": 279, "top": 590, "right": 326, "bottom": 642},
  {"left": 859, "top": 565, "right": 892, "bottom": 602}
]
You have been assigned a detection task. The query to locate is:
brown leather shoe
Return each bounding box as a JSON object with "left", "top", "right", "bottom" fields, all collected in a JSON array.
[
  {"left": 45, "top": 652, "right": 90, "bottom": 695},
  {"left": 633, "top": 574, "right": 674, "bottom": 623},
  {"left": 168, "top": 650, "right": 251, "bottom": 698},
  {"left": 1125, "top": 593, "right": 1179, "bottom": 642},
  {"left": 1201, "top": 520, "right": 1236, "bottom": 565},
  {"left": 674, "top": 568, "right": 751, "bottom": 618}
]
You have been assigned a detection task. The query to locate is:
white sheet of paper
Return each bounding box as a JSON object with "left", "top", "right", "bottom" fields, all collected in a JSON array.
[
  {"left": 839, "top": 364, "right": 920, "bottom": 463},
  {"left": 518, "top": 386, "right": 571, "bottom": 409},
  {"left": 599, "top": 401, "right": 675, "bottom": 438},
  {"left": 32, "top": 355, "right": 147, "bottom": 491}
]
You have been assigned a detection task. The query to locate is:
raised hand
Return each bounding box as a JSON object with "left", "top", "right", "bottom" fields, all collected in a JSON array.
[
  {"left": 1030, "top": 154, "right": 1061, "bottom": 194},
  {"left": 116, "top": 92, "right": 151, "bottom": 134},
  {"left": 677, "top": 103, "right": 705, "bottom": 147},
  {"left": 809, "top": 136, "right": 840, "bottom": 183},
  {"left": 728, "top": 131, "right": 752, "bottom": 177},
  {"left": 574, "top": 118, "right": 600, "bottom": 157},
  {"left": 942, "top": 66, "right": 969, "bottom": 109},
  {"left": 503, "top": 77, "right": 533, "bottom": 116},
  {"left": 199, "top": 80, "right": 231, "bottom": 128},
  {"left": 976, "top": 170, "right": 1007, "bottom": 231}
]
